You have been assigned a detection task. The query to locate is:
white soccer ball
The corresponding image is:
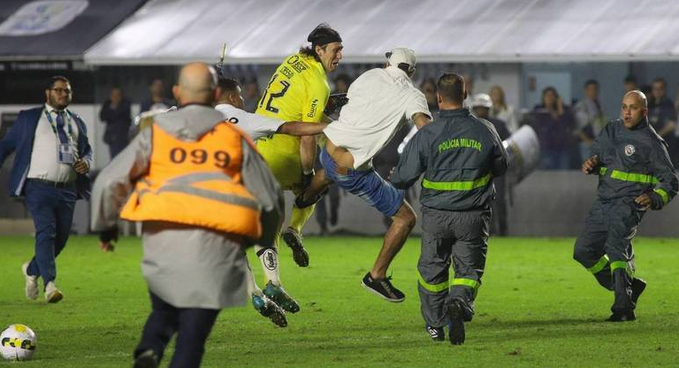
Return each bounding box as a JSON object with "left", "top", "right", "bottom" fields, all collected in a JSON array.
[{"left": 0, "top": 324, "right": 37, "bottom": 361}]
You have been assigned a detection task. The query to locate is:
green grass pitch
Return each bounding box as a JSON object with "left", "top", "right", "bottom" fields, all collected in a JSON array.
[{"left": 2, "top": 235, "right": 679, "bottom": 367}]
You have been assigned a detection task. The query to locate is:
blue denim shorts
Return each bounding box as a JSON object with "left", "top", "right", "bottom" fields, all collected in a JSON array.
[{"left": 320, "top": 148, "right": 404, "bottom": 217}]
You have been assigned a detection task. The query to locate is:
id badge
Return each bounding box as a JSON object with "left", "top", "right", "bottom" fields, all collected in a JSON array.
[{"left": 58, "top": 143, "right": 75, "bottom": 165}]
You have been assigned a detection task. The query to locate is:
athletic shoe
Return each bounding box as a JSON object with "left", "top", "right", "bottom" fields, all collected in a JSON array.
[
  {"left": 631, "top": 278, "right": 646, "bottom": 305},
  {"left": 263, "top": 281, "right": 300, "bottom": 313},
  {"left": 361, "top": 272, "right": 405, "bottom": 303},
  {"left": 133, "top": 349, "right": 159, "bottom": 368},
  {"left": 252, "top": 293, "right": 287, "bottom": 328},
  {"left": 606, "top": 310, "right": 636, "bottom": 322},
  {"left": 44, "top": 282, "right": 63, "bottom": 304},
  {"left": 21, "top": 262, "right": 38, "bottom": 300},
  {"left": 448, "top": 301, "right": 466, "bottom": 345},
  {"left": 425, "top": 324, "right": 445, "bottom": 342},
  {"left": 282, "top": 227, "right": 309, "bottom": 267}
]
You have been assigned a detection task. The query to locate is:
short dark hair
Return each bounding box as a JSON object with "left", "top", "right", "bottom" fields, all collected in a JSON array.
[
  {"left": 652, "top": 78, "right": 666, "bottom": 87},
  {"left": 624, "top": 75, "right": 637, "bottom": 84},
  {"left": 436, "top": 73, "right": 465, "bottom": 104},
  {"left": 217, "top": 77, "right": 241, "bottom": 93},
  {"left": 46, "top": 76, "right": 69, "bottom": 90},
  {"left": 584, "top": 79, "right": 598, "bottom": 88}
]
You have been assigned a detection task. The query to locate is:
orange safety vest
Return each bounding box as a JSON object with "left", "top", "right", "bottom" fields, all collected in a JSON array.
[{"left": 120, "top": 121, "right": 261, "bottom": 238}]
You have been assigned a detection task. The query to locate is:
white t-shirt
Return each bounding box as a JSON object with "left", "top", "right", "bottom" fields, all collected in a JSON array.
[
  {"left": 323, "top": 66, "right": 431, "bottom": 169},
  {"left": 215, "top": 103, "right": 285, "bottom": 141}
]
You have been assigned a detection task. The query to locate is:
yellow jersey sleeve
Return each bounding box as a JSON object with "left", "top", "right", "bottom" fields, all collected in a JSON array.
[{"left": 256, "top": 53, "right": 329, "bottom": 124}]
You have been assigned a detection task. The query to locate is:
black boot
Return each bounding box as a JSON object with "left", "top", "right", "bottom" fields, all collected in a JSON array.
[{"left": 607, "top": 268, "right": 635, "bottom": 322}]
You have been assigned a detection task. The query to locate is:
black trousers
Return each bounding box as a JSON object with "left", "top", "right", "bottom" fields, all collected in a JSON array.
[
  {"left": 135, "top": 292, "right": 220, "bottom": 368},
  {"left": 574, "top": 199, "right": 644, "bottom": 313}
]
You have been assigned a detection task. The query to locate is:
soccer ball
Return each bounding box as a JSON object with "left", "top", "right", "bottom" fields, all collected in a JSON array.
[{"left": 0, "top": 324, "right": 37, "bottom": 361}]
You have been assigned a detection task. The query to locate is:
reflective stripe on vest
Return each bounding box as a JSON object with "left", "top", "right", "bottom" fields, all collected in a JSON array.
[
  {"left": 120, "top": 122, "right": 261, "bottom": 238},
  {"left": 422, "top": 173, "right": 492, "bottom": 191},
  {"left": 599, "top": 167, "right": 659, "bottom": 184}
]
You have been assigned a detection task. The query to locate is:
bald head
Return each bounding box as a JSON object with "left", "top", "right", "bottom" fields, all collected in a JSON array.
[
  {"left": 173, "top": 62, "right": 218, "bottom": 106},
  {"left": 623, "top": 90, "right": 647, "bottom": 107},
  {"left": 621, "top": 90, "right": 648, "bottom": 129}
]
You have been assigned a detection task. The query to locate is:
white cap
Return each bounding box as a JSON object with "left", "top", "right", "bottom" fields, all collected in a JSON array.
[
  {"left": 471, "top": 93, "right": 493, "bottom": 108},
  {"left": 385, "top": 47, "right": 416, "bottom": 71}
]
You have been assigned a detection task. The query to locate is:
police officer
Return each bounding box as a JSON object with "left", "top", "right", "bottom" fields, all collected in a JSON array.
[
  {"left": 391, "top": 73, "right": 509, "bottom": 345},
  {"left": 91, "top": 63, "right": 283, "bottom": 368},
  {"left": 575, "top": 90, "right": 678, "bottom": 322}
]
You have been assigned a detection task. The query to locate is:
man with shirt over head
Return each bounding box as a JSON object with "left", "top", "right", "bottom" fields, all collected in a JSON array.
[
  {"left": 392, "top": 74, "right": 508, "bottom": 345},
  {"left": 0, "top": 76, "right": 92, "bottom": 304},
  {"left": 296, "top": 47, "right": 432, "bottom": 302}
]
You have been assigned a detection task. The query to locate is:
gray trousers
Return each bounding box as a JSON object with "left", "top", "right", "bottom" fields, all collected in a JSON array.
[
  {"left": 418, "top": 206, "right": 490, "bottom": 328},
  {"left": 573, "top": 199, "right": 644, "bottom": 313}
]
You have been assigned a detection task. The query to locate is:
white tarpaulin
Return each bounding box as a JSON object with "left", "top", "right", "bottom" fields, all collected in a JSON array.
[{"left": 84, "top": 0, "right": 679, "bottom": 65}]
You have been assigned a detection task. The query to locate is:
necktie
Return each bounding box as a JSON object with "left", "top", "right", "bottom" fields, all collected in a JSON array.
[{"left": 55, "top": 111, "right": 69, "bottom": 144}]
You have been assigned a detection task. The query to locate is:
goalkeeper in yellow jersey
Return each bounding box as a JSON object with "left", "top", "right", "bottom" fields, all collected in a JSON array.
[{"left": 256, "top": 23, "right": 343, "bottom": 269}]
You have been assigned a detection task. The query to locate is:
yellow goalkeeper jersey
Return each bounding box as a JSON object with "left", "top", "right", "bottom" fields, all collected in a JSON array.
[{"left": 255, "top": 53, "right": 329, "bottom": 155}]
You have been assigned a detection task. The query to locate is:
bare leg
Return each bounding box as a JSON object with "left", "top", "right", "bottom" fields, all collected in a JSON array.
[{"left": 370, "top": 201, "right": 417, "bottom": 279}]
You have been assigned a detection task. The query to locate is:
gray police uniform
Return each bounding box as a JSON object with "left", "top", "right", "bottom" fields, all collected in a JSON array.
[
  {"left": 391, "top": 108, "right": 508, "bottom": 327},
  {"left": 574, "top": 117, "right": 677, "bottom": 314}
]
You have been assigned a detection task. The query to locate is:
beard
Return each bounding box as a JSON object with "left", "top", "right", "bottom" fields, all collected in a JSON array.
[{"left": 48, "top": 95, "right": 70, "bottom": 110}]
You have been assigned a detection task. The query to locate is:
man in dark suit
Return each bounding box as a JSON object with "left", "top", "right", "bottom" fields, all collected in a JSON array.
[{"left": 0, "top": 76, "right": 92, "bottom": 303}]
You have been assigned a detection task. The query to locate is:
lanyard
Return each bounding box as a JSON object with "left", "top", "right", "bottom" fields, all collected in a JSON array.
[{"left": 43, "top": 108, "right": 76, "bottom": 144}]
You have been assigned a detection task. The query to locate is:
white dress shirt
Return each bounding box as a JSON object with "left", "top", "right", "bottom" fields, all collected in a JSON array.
[{"left": 27, "top": 104, "right": 79, "bottom": 183}]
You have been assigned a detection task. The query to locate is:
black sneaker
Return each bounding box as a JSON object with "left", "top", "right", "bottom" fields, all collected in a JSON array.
[
  {"left": 606, "top": 310, "right": 636, "bottom": 322},
  {"left": 426, "top": 324, "right": 445, "bottom": 342},
  {"left": 133, "top": 349, "right": 159, "bottom": 368},
  {"left": 448, "top": 301, "right": 466, "bottom": 345},
  {"left": 282, "top": 227, "right": 309, "bottom": 267},
  {"left": 360, "top": 272, "right": 405, "bottom": 303},
  {"left": 631, "top": 278, "right": 646, "bottom": 305}
]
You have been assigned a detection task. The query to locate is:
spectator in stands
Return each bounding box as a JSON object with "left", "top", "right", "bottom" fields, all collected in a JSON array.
[
  {"left": 471, "top": 93, "right": 510, "bottom": 236},
  {"left": 99, "top": 86, "right": 132, "bottom": 159},
  {"left": 333, "top": 73, "right": 352, "bottom": 97},
  {"left": 574, "top": 80, "right": 606, "bottom": 161},
  {"left": 648, "top": 78, "right": 678, "bottom": 165},
  {"left": 530, "top": 86, "right": 576, "bottom": 170},
  {"left": 140, "top": 78, "right": 174, "bottom": 113},
  {"left": 462, "top": 74, "right": 474, "bottom": 108},
  {"left": 624, "top": 75, "right": 638, "bottom": 93},
  {"left": 420, "top": 77, "right": 439, "bottom": 114},
  {"left": 242, "top": 78, "right": 260, "bottom": 113},
  {"left": 489, "top": 85, "right": 519, "bottom": 133}
]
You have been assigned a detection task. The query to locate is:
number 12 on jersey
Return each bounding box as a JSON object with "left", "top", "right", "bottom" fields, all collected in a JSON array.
[{"left": 259, "top": 74, "right": 291, "bottom": 114}]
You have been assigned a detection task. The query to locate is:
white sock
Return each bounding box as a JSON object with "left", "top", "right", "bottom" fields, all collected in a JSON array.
[{"left": 255, "top": 245, "right": 281, "bottom": 286}]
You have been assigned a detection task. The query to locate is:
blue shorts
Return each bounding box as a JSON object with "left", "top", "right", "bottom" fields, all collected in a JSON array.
[{"left": 320, "top": 148, "right": 404, "bottom": 217}]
